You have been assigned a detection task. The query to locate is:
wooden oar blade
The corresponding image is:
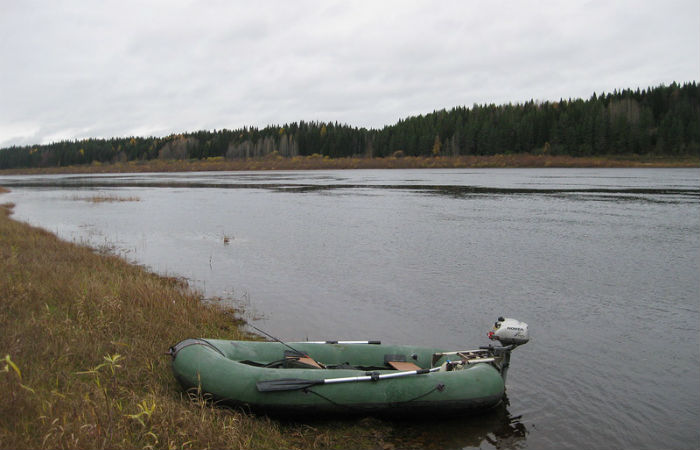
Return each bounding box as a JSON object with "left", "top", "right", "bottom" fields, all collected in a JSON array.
[{"left": 256, "top": 378, "right": 321, "bottom": 392}]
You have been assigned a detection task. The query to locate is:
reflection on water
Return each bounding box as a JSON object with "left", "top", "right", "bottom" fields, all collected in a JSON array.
[
  {"left": 1, "top": 168, "right": 698, "bottom": 450},
  {"left": 385, "top": 399, "right": 528, "bottom": 450},
  {"left": 284, "top": 397, "right": 528, "bottom": 450}
]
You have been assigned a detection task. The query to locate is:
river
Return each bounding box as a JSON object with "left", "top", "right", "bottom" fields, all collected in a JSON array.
[{"left": 1, "top": 168, "right": 698, "bottom": 449}]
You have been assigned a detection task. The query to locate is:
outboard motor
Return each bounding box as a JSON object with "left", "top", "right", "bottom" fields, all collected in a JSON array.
[
  {"left": 488, "top": 317, "right": 529, "bottom": 347},
  {"left": 485, "top": 317, "right": 529, "bottom": 384}
]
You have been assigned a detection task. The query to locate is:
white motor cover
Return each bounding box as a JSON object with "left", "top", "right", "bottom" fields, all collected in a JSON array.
[{"left": 489, "top": 317, "right": 529, "bottom": 345}]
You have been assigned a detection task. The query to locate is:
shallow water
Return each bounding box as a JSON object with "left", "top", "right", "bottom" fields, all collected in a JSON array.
[{"left": 2, "top": 168, "right": 699, "bottom": 449}]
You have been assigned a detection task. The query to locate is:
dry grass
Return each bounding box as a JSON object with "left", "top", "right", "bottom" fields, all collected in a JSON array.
[
  {"left": 0, "top": 203, "right": 14, "bottom": 215},
  {"left": 0, "top": 195, "right": 388, "bottom": 449},
  {"left": 1, "top": 153, "right": 697, "bottom": 175}
]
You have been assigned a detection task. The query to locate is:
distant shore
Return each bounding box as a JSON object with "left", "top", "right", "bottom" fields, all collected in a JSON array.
[{"left": 1, "top": 153, "right": 698, "bottom": 175}]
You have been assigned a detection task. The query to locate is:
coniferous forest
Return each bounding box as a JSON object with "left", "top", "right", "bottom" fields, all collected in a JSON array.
[{"left": 1, "top": 82, "right": 698, "bottom": 170}]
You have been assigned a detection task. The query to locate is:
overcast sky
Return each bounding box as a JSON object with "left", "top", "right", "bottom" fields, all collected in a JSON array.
[{"left": 1, "top": 0, "right": 698, "bottom": 148}]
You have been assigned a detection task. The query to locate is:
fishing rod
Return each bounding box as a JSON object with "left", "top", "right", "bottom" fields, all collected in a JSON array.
[{"left": 249, "top": 324, "right": 309, "bottom": 357}]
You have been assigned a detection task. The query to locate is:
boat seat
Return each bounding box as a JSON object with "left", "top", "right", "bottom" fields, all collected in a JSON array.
[
  {"left": 283, "top": 350, "right": 324, "bottom": 369},
  {"left": 386, "top": 361, "right": 421, "bottom": 371},
  {"left": 295, "top": 356, "right": 323, "bottom": 369},
  {"left": 384, "top": 353, "right": 421, "bottom": 371}
]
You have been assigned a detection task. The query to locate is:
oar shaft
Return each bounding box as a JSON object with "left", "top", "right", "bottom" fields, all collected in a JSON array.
[
  {"left": 257, "top": 367, "right": 442, "bottom": 391},
  {"left": 323, "top": 368, "right": 438, "bottom": 385},
  {"left": 433, "top": 349, "right": 486, "bottom": 357},
  {"left": 291, "top": 340, "right": 382, "bottom": 345},
  {"left": 371, "top": 368, "right": 436, "bottom": 379}
]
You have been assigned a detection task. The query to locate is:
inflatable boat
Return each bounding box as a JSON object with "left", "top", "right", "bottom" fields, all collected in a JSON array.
[{"left": 168, "top": 317, "right": 529, "bottom": 416}]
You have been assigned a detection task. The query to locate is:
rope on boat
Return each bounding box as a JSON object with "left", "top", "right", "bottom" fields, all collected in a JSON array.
[{"left": 302, "top": 383, "right": 446, "bottom": 411}]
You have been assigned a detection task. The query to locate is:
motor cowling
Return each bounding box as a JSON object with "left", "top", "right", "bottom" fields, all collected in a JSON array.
[{"left": 488, "top": 317, "right": 529, "bottom": 346}]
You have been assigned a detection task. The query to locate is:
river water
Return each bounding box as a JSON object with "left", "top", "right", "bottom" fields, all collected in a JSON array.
[{"left": 1, "top": 168, "right": 698, "bottom": 449}]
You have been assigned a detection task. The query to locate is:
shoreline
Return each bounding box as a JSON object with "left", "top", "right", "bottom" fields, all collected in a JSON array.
[
  {"left": 0, "top": 192, "right": 389, "bottom": 449},
  {"left": 1, "top": 153, "right": 698, "bottom": 175}
]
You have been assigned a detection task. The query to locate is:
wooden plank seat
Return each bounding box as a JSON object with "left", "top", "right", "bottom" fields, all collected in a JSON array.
[
  {"left": 295, "top": 356, "right": 323, "bottom": 369},
  {"left": 384, "top": 353, "right": 421, "bottom": 371},
  {"left": 386, "top": 360, "right": 422, "bottom": 371},
  {"left": 284, "top": 350, "right": 324, "bottom": 369}
]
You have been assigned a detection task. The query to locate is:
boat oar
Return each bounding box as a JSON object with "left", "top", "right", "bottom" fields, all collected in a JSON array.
[
  {"left": 257, "top": 367, "right": 439, "bottom": 392},
  {"left": 290, "top": 340, "right": 381, "bottom": 345}
]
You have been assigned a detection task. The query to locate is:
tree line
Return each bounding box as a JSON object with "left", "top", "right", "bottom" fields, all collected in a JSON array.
[{"left": 1, "top": 82, "right": 698, "bottom": 170}]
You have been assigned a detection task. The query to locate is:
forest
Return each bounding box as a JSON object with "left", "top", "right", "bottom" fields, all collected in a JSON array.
[{"left": 1, "top": 82, "right": 698, "bottom": 170}]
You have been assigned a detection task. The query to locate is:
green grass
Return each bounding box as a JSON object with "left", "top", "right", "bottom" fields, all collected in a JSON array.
[{"left": 0, "top": 192, "right": 390, "bottom": 449}]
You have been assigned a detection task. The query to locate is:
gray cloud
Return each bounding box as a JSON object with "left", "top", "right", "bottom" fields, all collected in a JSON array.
[{"left": 1, "top": 0, "right": 698, "bottom": 147}]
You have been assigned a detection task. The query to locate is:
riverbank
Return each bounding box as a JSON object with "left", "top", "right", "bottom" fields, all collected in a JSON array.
[
  {"left": 0, "top": 191, "right": 390, "bottom": 449},
  {"left": 2, "top": 153, "right": 698, "bottom": 174}
]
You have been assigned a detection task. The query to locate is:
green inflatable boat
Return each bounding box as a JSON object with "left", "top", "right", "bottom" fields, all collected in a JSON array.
[{"left": 168, "top": 317, "right": 529, "bottom": 416}]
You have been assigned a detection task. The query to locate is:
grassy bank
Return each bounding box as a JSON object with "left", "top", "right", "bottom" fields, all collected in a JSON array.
[
  {"left": 2, "top": 153, "right": 698, "bottom": 175},
  {"left": 0, "top": 191, "right": 389, "bottom": 449}
]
